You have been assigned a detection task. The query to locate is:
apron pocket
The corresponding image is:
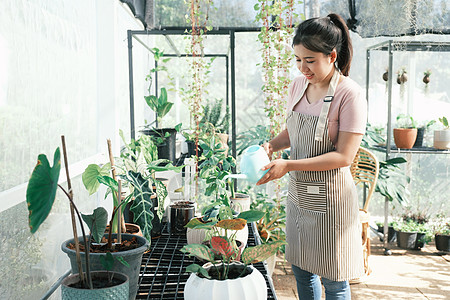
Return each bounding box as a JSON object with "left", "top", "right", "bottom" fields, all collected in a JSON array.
[{"left": 292, "top": 180, "right": 327, "bottom": 213}]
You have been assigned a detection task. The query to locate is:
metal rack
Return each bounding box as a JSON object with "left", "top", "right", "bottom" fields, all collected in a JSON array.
[
  {"left": 365, "top": 40, "right": 450, "bottom": 255},
  {"left": 136, "top": 223, "right": 278, "bottom": 299}
]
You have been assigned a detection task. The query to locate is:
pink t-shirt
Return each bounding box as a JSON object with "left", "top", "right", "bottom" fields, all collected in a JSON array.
[{"left": 286, "top": 75, "right": 367, "bottom": 146}]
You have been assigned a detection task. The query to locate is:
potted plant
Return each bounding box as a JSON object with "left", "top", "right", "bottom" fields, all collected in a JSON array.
[
  {"left": 140, "top": 48, "right": 181, "bottom": 162},
  {"left": 26, "top": 143, "right": 136, "bottom": 299},
  {"left": 180, "top": 234, "right": 285, "bottom": 300},
  {"left": 394, "top": 114, "right": 417, "bottom": 149},
  {"left": 432, "top": 215, "right": 450, "bottom": 252},
  {"left": 250, "top": 192, "right": 286, "bottom": 276},
  {"left": 185, "top": 203, "right": 264, "bottom": 249},
  {"left": 375, "top": 221, "right": 397, "bottom": 243},
  {"left": 200, "top": 98, "right": 230, "bottom": 155},
  {"left": 433, "top": 116, "right": 450, "bottom": 149},
  {"left": 394, "top": 220, "right": 432, "bottom": 250},
  {"left": 414, "top": 120, "right": 435, "bottom": 148}
]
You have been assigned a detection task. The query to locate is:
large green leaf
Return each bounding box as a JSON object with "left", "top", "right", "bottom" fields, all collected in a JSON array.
[
  {"left": 26, "top": 148, "right": 61, "bottom": 233},
  {"left": 180, "top": 244, "right": 215, "bottom": 262},
  {"left": 237, "top": 210, "right": 266, "bottom": 223},
  {"left": 81, "top": 207, "right": 108, "bottom": 243},
  {"left": 241, "top": 240, "right": 286, "bottom": 265},
  {"left": 127, "top": 171, "right": 154, "bottom": 242},
  {"left": 82, "top": 163, "right": 111, "bottom": 195}
]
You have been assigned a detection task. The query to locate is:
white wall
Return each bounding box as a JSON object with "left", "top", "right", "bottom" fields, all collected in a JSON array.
[{"left": 0, "top": 1, "right": 144, "bottom": 298}]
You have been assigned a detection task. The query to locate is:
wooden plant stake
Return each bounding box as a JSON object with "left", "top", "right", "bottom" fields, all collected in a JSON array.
[
  {"left": 61, "top": 135, "right": 85, "bottom": 285},
  {"left": 117, "top": 179, "right": 122, "bottom": 244}
]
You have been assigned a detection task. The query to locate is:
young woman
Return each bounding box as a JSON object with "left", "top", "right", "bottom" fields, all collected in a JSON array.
[{"left": 257, "top": 13, "right": 367, "bottom": 299}]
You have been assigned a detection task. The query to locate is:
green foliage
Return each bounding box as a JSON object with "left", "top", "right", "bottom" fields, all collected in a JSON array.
[
  {"left": 394, "top": 220, "right": 433, "bottom": 244},
  {"left": 26, "top": 148, "right": 61, "bottom": 233},
  {"left": 144, "top": 87, "right": 174, "bottom": 125},
  {"left": 438, "top": 116, "right": 449, "bottom": 129},
  {"left": 82, "top": 163, "right": 111, "bottom": 195},
  {"left": 376, "top": 157, "right": 410, "bottom": 204},
  {"left": 198, "top": 135, "right": 235, "bottom": 202},
  {"left": 396, "top": 114, "right": 417, "bottom": 129},
  {"left": 236, "top": 125, "right": 271, "bottom": 156},
  {"left": 200, "top": 98, "right": 230, "bottom": 133},
  {"left": 81, "top": 207, "right": 108, "bottom": 244}
]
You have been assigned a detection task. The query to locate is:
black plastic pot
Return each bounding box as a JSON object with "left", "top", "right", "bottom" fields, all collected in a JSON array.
[
  {"left": 169, "top": 201, "right": 195, "bottom": 235},
  {"left": 435, "top": 234, "right": 450, "bottom": 252},
  {"left": 186, "top": 140, "right": 203, "bottom": 157},
  {"left": 377, "top": 226, "right": 397, "bottom": 243},
  {"left": 413, "top": 127, "right": 425, "bottom": 147},
  {"left": 397, "top": 231, "right": 425, "bottom": 250},
  {"left": 141, "top": 128, "right": 177, "bottom": 163}
]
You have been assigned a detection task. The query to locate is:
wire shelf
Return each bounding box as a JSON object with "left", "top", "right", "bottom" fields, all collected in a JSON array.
[{"left": 136, "top": 223, "right": 277, "bottom": 299}]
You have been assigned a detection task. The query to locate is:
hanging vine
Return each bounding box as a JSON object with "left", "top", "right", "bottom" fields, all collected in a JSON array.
[
  {"left": 255, "top": 0, "right": 299, "bottom": 201},
  {"left": 184, "top": 0, "right": 212, "bottom": 157}
]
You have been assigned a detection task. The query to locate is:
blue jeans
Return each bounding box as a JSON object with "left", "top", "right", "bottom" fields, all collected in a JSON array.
[{"left": 292, "top": 264, "right": 351, "bottom": 300}]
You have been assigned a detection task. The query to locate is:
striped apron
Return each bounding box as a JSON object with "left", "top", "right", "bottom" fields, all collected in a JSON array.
[{"left": 285, "top": 69, "right": 364, "bottom": 281}]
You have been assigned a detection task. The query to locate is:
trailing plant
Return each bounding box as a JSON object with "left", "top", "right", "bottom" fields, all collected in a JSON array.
[
  {"left": 255, "top": 0, "right": 298, "bottom": 201},
  {"left": 180, "top": 234, "right": 285, "bottom": 280}
]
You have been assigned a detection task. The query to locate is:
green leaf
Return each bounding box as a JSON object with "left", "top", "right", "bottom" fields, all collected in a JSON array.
[
  {"left": 116, "top": 256, "right": 130, "bottom": 267},
  {"left": 185, "top": 264, "right": 211, "bottom": 279},
  {"left": 237, "top": 210, "right": 266, "bottom": 223},
  {"left": 180, "top": 244, "right": 215, "bottom": 262},
  {"left": 184, "top": 217, "right": 216, "bottom": 229},
  {"left": 127, "top": 171, "right": 154, "bottom": 241},
  {"left": 81, "top": 207, "right": 108, "bottom": 243},
  {"left": 99, "top": 252, "right": 115, "bottom": 271},
  {"left": 97, "top": 175, "right": 118, "bottom": 192},
  {"left": 82, "top": 163, "right": 111, "bottom": 195},
  {"left": 26, "top": 148, "right": 61, "bottom": 233},
  {"left": 241, "top": 240, "right": 286, "bottom": 265}
]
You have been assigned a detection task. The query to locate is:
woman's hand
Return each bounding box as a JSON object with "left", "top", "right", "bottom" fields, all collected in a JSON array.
[
  {"left": 261, "top": 142, "right": 273, "bottom": 159},
  {"left": 256, "top": 159, "right": 290, "bottom": 185}
]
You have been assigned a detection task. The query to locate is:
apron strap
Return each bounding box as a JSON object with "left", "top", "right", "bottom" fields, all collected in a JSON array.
[{"left": 315, "top": 69, "right": 340, "bottom": 142}]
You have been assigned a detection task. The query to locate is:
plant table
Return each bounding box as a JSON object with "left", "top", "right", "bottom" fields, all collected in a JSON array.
[{"left": 136, "top": 223, "right": 278, "bottom": 299}]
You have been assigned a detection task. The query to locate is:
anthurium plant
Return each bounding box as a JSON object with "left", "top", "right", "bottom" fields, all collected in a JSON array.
[
  {"left": 26, "top": 145, "right": 127, "bottom": 289},
  {"left": 180, "top": 235, "right": 285, "bottom": 280}
]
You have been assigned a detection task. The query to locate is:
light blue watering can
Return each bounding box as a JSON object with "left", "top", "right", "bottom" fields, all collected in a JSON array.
[{"left": 226, "top": 145, "right": 270, "bottom": 184}]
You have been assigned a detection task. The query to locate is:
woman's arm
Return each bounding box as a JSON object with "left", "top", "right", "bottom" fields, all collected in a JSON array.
[
  {"left": 262, "top": 129, "right": 290, "bottom": 159},
  {"left": 256, "top": 131, "right": 362, "bottom": 185}
]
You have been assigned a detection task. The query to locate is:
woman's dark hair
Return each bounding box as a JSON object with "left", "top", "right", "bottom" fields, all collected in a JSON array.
[{"left": 292, "top": 13, "right": 353, "bottom": 76}]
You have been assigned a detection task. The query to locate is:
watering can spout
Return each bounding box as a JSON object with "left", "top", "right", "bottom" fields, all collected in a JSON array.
[{"left": 224, "top": 174, "right": 248, "bottom": 181}]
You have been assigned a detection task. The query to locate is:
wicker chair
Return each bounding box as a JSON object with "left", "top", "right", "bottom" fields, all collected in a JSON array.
[{"left": 350, "top": 147, "right": 379, "bottom": 281}]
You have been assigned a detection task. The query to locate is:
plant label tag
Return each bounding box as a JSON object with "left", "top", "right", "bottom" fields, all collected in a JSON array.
[{"left": 306, "top": 186, "right": 320, "bottom": 194}]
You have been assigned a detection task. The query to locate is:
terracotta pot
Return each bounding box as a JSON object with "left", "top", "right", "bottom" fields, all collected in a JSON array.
[
  {"left": 216, "top": 133, "right": 229, "bottom": 156},
  {"left": 393, "top": 128, "right": 417, "bottom": 149}
]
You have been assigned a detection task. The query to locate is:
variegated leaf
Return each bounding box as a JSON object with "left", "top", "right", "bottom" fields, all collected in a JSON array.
[
  {"left": 215, "top": 218, "right": 247, "bottom": 231},
  {"left": 241, "top": 240, "right": 286, "bottom": 265},
  {"left": 180, "top": 244, "right": 215, "bottom": 262},
  {"left": 210, "top": 236, "right": 236, "bottom": 260}
]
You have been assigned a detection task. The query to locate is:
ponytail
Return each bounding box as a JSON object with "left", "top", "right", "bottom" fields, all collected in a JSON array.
[
  {"left": 328, "top": 13, "right": 352, "bottom": 76},
  {"left": 293, "top": 13, "right": 353, "bottom": 76}
]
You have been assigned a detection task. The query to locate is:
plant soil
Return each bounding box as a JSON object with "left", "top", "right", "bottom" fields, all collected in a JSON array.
[
  {"left": 105, "top": 224, "right": 140, "bottom": 235},
  {"left": 202, "top": 264, "right": 252, "bottom": 280},
  {"left": 69, "top": 274, "right": 125, "bottom": 289},
  {"left": 67, "top": 236, "right": 141, "bottom": 253}
]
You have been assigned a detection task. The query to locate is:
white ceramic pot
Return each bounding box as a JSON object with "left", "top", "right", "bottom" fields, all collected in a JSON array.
[
  {"left": 184, "top": 262, "right": 267, "bottom": 300},
  {"left": 186, "top": 219, "right": 249, "bottom": 248},
  {"left": 265, "top": 252, "right": 277, "bottom": 277},
  {"left": 433, "top": 130, "right": 450, "bottom": 149},
  {"left": 230, "top": 193, "right": 251, "bottom": 213}
]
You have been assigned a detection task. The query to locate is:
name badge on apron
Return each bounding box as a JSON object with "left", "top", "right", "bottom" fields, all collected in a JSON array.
[{"left": 306, "top": 185, "right": 320, "bottom": 194}]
